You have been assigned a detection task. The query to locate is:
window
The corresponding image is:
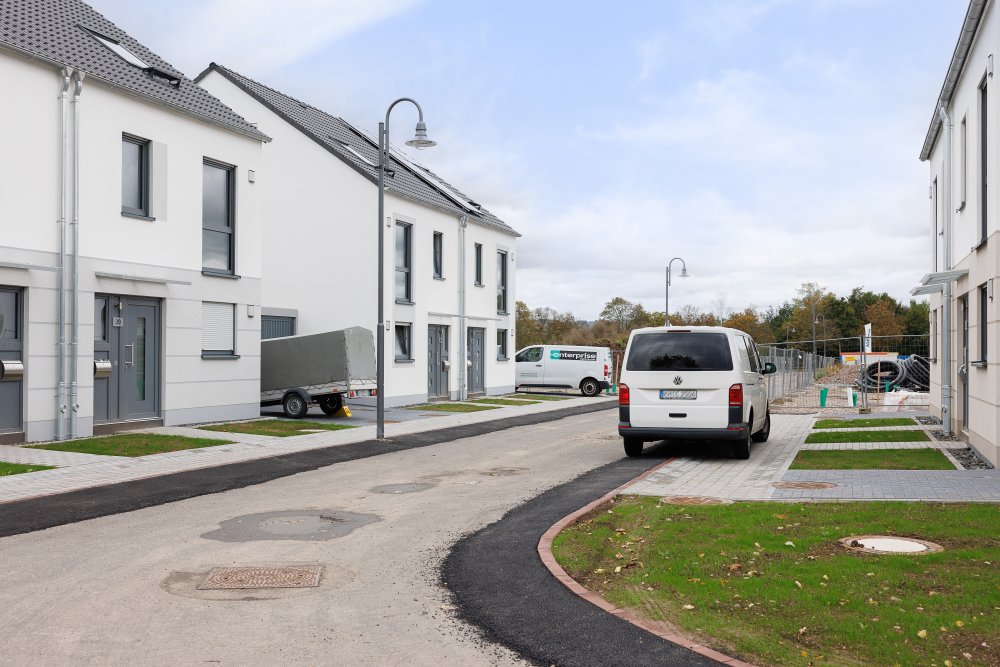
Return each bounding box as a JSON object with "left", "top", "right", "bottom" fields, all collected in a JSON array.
[
  {"left": 474, "top": 243, "right": 483, "bottom": 286},
  {"left": 202, "top": 160, "right": 235, "bottom": 274},
  {"left": 395, "top": 222, "right": 412, "bottom": 301},
  {"left": 94, "top": 297, "right": 108, "bottom": 341},
  {"left": 515, "top": 347, "right": 543, "bottom": 363},
  {"left": 932, "top": 308, "right": 938, "bottom": 360},
  {"left": 261, "top": 316, "right": 295, "bottom": 340},
  {"left": 395, "top": 323, "right": 412, "bottom": 361},
  {"left": 202, "top": 302, "right": 235, "bottom": 356},
  {"left": 496, "top": 250, "right": 508, "bottom": 314},
  {"left": 980, "top": 284, "right": 989, "bottom": 363},
  {"left": 932, "top": 178, "right": 938, "bottom": 272},
  {"left": 981, "top": 78, "right": 989, "bottom": 243},
  {"left": 122, "top": 135, "right": 149, "bottom": 217},
  {"left": 433, "top": 231, "right": 443, "bottom": 279},
  {"left": 625, "top": 332, "right": 734, "bottom": 372},
  {"left": 0, "top": 289, "right": 19, "bottom": 340},
  {"left": 742, "top": 337, "right": 760, "bottom": 372},
  {"left": 497, "top": 329, "right": 508, "bottom": 360}
]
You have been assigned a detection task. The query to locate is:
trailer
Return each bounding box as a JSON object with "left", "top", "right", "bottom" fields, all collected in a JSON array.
[{"left": 261, "top": 327, "right": 377, "bottom": 418}]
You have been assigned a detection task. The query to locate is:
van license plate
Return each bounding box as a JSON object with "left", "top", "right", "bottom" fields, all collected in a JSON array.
[{"left": 660, "top": 390, "right": 696, "bottom": 400}]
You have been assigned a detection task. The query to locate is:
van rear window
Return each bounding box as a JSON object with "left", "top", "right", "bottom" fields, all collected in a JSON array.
[{"left": 625, "top": 332, "right": 733, "bottom": 371}]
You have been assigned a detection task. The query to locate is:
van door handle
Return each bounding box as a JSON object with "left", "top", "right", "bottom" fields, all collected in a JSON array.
[{"left": 535, "top": 364, "right": 542, "bottom": 367}]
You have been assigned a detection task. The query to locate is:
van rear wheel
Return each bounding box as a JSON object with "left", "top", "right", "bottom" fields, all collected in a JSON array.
[
  {"left": 752, "top": 410, "right": 770, "bottom": 443},
  {"left": 733, "top": 427, "right": 751, "bottom": 459},
  {"left": 623, "top": 438, "right": 643, "bottom": 457},
  {"left": 580, "top": 377, "right": 601, "bottom": 397}
]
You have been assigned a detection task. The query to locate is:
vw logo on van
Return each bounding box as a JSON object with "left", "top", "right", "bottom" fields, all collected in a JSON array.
[{"left": 673, "top": 376, "right": 683, "bottom": 385}]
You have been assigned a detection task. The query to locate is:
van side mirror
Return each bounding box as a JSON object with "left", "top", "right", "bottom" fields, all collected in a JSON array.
[{"left": 763, "top": 362, "right": 777, "bottom": 375}]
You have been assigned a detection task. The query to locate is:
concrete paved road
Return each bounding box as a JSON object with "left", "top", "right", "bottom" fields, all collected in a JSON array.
[{"left": 0, "top": 408, "right": 629, "bottom": 666}]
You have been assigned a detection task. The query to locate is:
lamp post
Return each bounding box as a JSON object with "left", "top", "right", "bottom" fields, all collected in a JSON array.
[
  {"left": 376, "top": 98, "right": 436, "bottom": 440},
  {"left": 814, "top": 313, "right": 828, "bottom": 359},
  {"left": 664, "top": 257, "right": 689, "bottom": 326}
]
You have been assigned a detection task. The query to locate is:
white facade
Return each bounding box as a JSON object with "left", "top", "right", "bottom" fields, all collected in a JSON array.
[
  {"left": 199, "top": 69, "right": 517, "bottom": 405},
  {"left": 0, "top": 50, "right": 265, "bottom": 443},
  {"left": 921, "top": 0, "right": 999, "bottom": 466}
]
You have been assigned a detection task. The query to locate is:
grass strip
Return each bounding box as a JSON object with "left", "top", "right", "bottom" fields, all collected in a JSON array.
[
  {"left": 29, "top": 433, "right": 232, "bottom": 457},
  {"left": 790, "top": 448, "right": 955, "bottom": 470},
  {"left": 509, "top": 393, "right": 572, "bottom": 401},
  {"left": 0, "top": 462, "right": 55, "bottom": 476},
  {"left": 469, "top": 398, "right": 541, "bottom": 406},
  {"left": 201, "top": 420, "right": 356, "bottom": 437},
  {"left": 553, "top": 497, "right": 1000, "bottom": 667},
  {"left": 403, "top": 403, "right": 499, "bottom": 413},
  {"left": 804, "top": 429, "right": 929, "bottom": 444},
  {"left": 814, "top": 418, "right": 918, "bottom": 429}
]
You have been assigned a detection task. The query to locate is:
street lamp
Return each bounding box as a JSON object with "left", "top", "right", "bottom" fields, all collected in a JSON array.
[
  {"left": 377, "top": 98, "right": 436, "bottom": 439},
  {"left": 814, "top": 313, "right": 828, "bottom": 359},
  {"left": 664, "top": 257, "right": 689, "bottom": 326}
]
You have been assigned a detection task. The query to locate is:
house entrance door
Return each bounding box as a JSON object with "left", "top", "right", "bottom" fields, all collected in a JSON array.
[
  {"left": 427, "top": 325, "right": 450, "bottom": 399},
  {"left": 0, "top": 287, "right": 23, "bottom": 439},
  {"left": 95, "top": 295, "right": 160, "bottom": 424},
  {"left": 467, "top": 327, "right": 485, "bottom": 395}
]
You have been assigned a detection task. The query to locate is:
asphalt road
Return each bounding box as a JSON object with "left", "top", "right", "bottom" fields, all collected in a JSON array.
[{"left": 0, "top": 407, "right": 692, "bottom": 665}]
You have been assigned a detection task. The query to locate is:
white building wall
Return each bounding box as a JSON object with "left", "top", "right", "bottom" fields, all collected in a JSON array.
[
  {"left": 0, "top": 51, "right": 264, "bottom": 442},
  {"left": 200, "top": 70, "right": 517, "bottom": 406}
]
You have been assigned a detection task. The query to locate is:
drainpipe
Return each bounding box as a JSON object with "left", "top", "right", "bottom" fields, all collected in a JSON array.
[
  {"left": 939, "top": 105, "right": 953, "bottom": 437},
  {"left": 458, "top": 215, "right": 468, "bottom": 401},
  {"left": 69, "top": 71, "right": 84, "bottom": 439},
  {"left": 56, "top": 67, "right": 73, "bottom": 440}
]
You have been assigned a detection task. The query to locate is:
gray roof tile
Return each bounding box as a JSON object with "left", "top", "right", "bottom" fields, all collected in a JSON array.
[
  {"left": 0, "top": 0, "right": 269, "bottom": 142},
  {"left": 199, "top": 63, "right": 517, "bottom": 237}
]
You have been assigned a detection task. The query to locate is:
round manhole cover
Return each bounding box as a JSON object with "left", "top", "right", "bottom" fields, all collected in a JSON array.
[
  {"left": 772, "top": 481, "right": 838, "bottom": 490},
  {"left": 840, "top": 535, "right": 943, "bottom": 555},
  {"left": 371, "top": 483, "right": 433, "bottom": 494},
  {"left": 660, "top": 495, "right": 733, "bottom": 505},
  {"left": 480, "top": 467, "right": 528, "bottom": 477}
]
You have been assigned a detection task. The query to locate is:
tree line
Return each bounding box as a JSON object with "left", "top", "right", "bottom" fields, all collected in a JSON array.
[{"left": 515, "top": 282, "right": 929, "bottom": 351}]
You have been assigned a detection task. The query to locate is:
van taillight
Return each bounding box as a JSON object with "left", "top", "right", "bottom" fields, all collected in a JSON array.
[
  {"left": 619, "top": 384, "right": 630, "bottom": 406},
  {"left": 729, "top": 384, "right": 743, "bottom": 407},
  {"left": 604, "top": 364, "right": 609, "bottom": 378}
]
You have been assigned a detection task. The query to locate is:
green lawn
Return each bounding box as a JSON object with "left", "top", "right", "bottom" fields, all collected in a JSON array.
[
  {"left": 791, "top": 448, "right": 956, "bottom": 470},
  {"left": 29, "top": 433, "right": 232, "bottom": 457},
  {"left": 469, "top": 398, "right": 541, "bottom": 406},
  {"left": 509, "top": 393, "right": 572, "bottom": 401},
  {"left": 804, "top": 429, "right": 930, "bottom": 444},
  {"left": 814, "top": 418, "right": 918, "bottom": 429},
  {"left": 201, "top": 420, "right": 356, "bottom": 437},
  {"left": 553, "top": 497, "right": 1000, "bottom": 667},
  {"left": 403, "top": 403, "right": 499, "bottom": 413},
  {"left": 0, "top": 462, "right": 55, "bottom": 476}
]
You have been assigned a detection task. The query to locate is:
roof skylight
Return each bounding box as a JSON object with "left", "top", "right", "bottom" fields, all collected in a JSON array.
[
  {"left": 85, "top": 28, "right": 149, "bottom": 69},
  {"left": 337, "top": 141, "right": 377, "bottom": 167}
]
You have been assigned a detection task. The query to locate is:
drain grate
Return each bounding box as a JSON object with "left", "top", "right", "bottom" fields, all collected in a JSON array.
[
  {"left": 772, "top": 481, "right": 837, "bottom": 490},
  {"left": 197, "top": 565, "right": 323, "bottom": 590},
  {"left": 660, "top": 495, "right": 733, "bottom": 505}
]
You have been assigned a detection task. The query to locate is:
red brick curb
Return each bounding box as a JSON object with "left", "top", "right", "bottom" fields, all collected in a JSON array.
[{"left": 536, "top": 458, "right": 758, "bottom": 667}]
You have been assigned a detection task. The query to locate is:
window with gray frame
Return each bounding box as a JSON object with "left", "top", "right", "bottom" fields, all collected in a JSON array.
[
  {"left": 395, "top": 222, "right": 412, "bottom": 301},
  {"left": 980, "top": 284, "right": 989, "bottom": 363},
  {"left": 261, "top": 315, "right": 295, "bottom": 340},
  {"left": 981, "top": 78, "right": 989, "bottom": 244},
  {"left": 122, "top": 134, "right": 149, "bottom": 217},
  {"left": 496, "top": 250, "right": 508, "bottom": 314},
  {"left": 474, "top": 243, "right": 483, "bottom": 285},
  {"left": 202, "top": 301, "right": 235, "bottom": 356},
  {"left": 395, "top": 323, "right": 412, "bottom": 361},
  {"left": 497, "top": 328, "right": 507, "bottom": 360},
  {"left": 203, "top": 160, "right": 235, "bottom": 274},
  {"left": 433, "top": 232, "right": 443, "bottom": 278}
]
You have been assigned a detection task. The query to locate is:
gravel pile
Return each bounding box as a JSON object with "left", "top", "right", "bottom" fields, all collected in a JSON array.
[
  {"left": 930, "top": 429, "right": 962, "bottom": 442},
  {"left": 817, "top": 366, "right": 862, "bottom": 386},
  {"left": 947, "top": 447, "right": 994, "bottom": 470}
]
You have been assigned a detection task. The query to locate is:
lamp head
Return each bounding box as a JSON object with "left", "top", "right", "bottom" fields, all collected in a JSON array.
[
  {"left": 405, "top": 120, "right": 436, "bottom": 149},
  {"left": 680, "top": 267, "right": 689, "bottom": 278}
]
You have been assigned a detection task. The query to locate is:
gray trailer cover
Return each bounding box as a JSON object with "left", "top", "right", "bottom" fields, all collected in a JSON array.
[{"left": 261, "top": 327, "right": 376, "bottom": 392}]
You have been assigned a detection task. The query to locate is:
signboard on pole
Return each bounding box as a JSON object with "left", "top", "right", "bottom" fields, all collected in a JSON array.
[{"left": 863, "top": 323, "right": 872, "bottom": 353}]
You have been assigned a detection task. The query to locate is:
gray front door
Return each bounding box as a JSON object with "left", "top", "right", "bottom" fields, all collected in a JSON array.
[
  {"left": 467, "top": 327, "right": 484, "bottom": 395},
  {"left": 0, "top": 287, "right": 23, "bottom": 435},
  {"left": 95, "top": 295, "right": 159, "bottom": 423},
  {"left": 427, "top": 325, "right": 450, "bottom": 399}
]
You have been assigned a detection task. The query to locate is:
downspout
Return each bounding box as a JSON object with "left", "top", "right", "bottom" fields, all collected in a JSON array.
[
  {"left": 69, "top": 71, "right": 85, "bottom": 439},
  {"left": 56, "top": 67, "right": 73, "bottom": 440},
  {"left": 939, "top": 104, "right": 954, "bottom": 437},
  {"left": 458, "top": 215, "right": 468, "bottom": 401}
]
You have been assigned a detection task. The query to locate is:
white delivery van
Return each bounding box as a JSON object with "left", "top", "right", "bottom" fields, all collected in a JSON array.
[
  {"left": 514, "top": 344, "right": 612, "bottom": 396},
  {"left": 617, "top": 326, "right": 776, "bottom": 459}
]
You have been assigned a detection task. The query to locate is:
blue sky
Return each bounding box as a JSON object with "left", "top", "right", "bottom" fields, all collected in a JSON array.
[{"left": 92, "top": 0, "right": 968, "bottom": 319}]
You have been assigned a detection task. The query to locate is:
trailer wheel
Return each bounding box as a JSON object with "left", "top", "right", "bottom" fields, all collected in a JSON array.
[
  {"left": 282, "top": 392, "right": 310, "bottom": 419},
  {"left": 319, "top": 394, "right": 344, "bottom": 416}
]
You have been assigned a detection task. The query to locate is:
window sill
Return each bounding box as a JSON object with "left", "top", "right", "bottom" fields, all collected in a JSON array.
[
  {"left": 394, "top": 358, "right": 414, "bottom": 364},
  {"left": 972, "top": 360, "right": 988, "bottom": 368},
  {"left": 497, "top": 356, "right": 509, "bottom": 362},
  {"left": 202, "top": 269, "right": 241, "bottom": 280},
  {"left": 121, "top": 210, "right": 155, "bottom": 222},
  {"left": 474, "top": 283, "right": 484, "bottom": 288},
  {"left": 202, "top": 353, "right": 240, "bottom": 360},
  {"left": 433, "top": 276, "right": 446, "bottom": 281},
  {"left": 497, "top": 311, "right": 509, "bottom": 316},
  {"left": 395, "top": 299, "right": 415, "bottom": 306}
]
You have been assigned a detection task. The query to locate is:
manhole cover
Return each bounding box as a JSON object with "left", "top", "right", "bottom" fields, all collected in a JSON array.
[
  {"left": 772, "top": 481, "right": 838, "bottom": 490},
  {"left": 197, "top": 565, "right": 323, "bottom": 590},
  {"left": 201, "top": 510, "right": 380, "bottom": 542},
  {"left": 480, "top": 467, "right": 527, "bottom": 477},
  {"left": 371, "top": 483, "right": 433, "bottom": 494},
  {"left": 840, "top": 535, "right": 943, "bottom": 555},
  {"left": 660, "top": 495, "right": 733, "bottom": 505}
]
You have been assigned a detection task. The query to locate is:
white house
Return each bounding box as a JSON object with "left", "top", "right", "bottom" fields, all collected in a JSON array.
[
  {"left": 197, "top": 64, "right": 520, "bottom": 406},
  {"left": 915, "top": 0, "right": 999, "bottom": 466},
  {"left": 0, "top": 0, "right": 269, "bottom": 443}
]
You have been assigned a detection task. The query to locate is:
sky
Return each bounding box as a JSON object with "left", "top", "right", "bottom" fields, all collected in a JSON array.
[{"left": 90, "top": 0, "right": 969, "bottom": 320}]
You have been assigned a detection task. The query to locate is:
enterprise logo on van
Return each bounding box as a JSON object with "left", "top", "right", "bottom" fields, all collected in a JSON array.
[{"left": 550, "top": 350, "right": 598, "bottom": 361}]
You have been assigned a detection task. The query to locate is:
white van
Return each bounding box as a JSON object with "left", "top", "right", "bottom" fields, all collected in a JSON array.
[
  {"left": 617, "top": 326, "right": 775, "bottom": 459},
  {"left": 514, "top": 344, "right": 612, "bottom": 396}
]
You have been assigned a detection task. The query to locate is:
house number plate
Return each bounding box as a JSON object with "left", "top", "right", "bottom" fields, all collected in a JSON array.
[{"left": 112, "top": 317, "right": 123, "bottom": 327}]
